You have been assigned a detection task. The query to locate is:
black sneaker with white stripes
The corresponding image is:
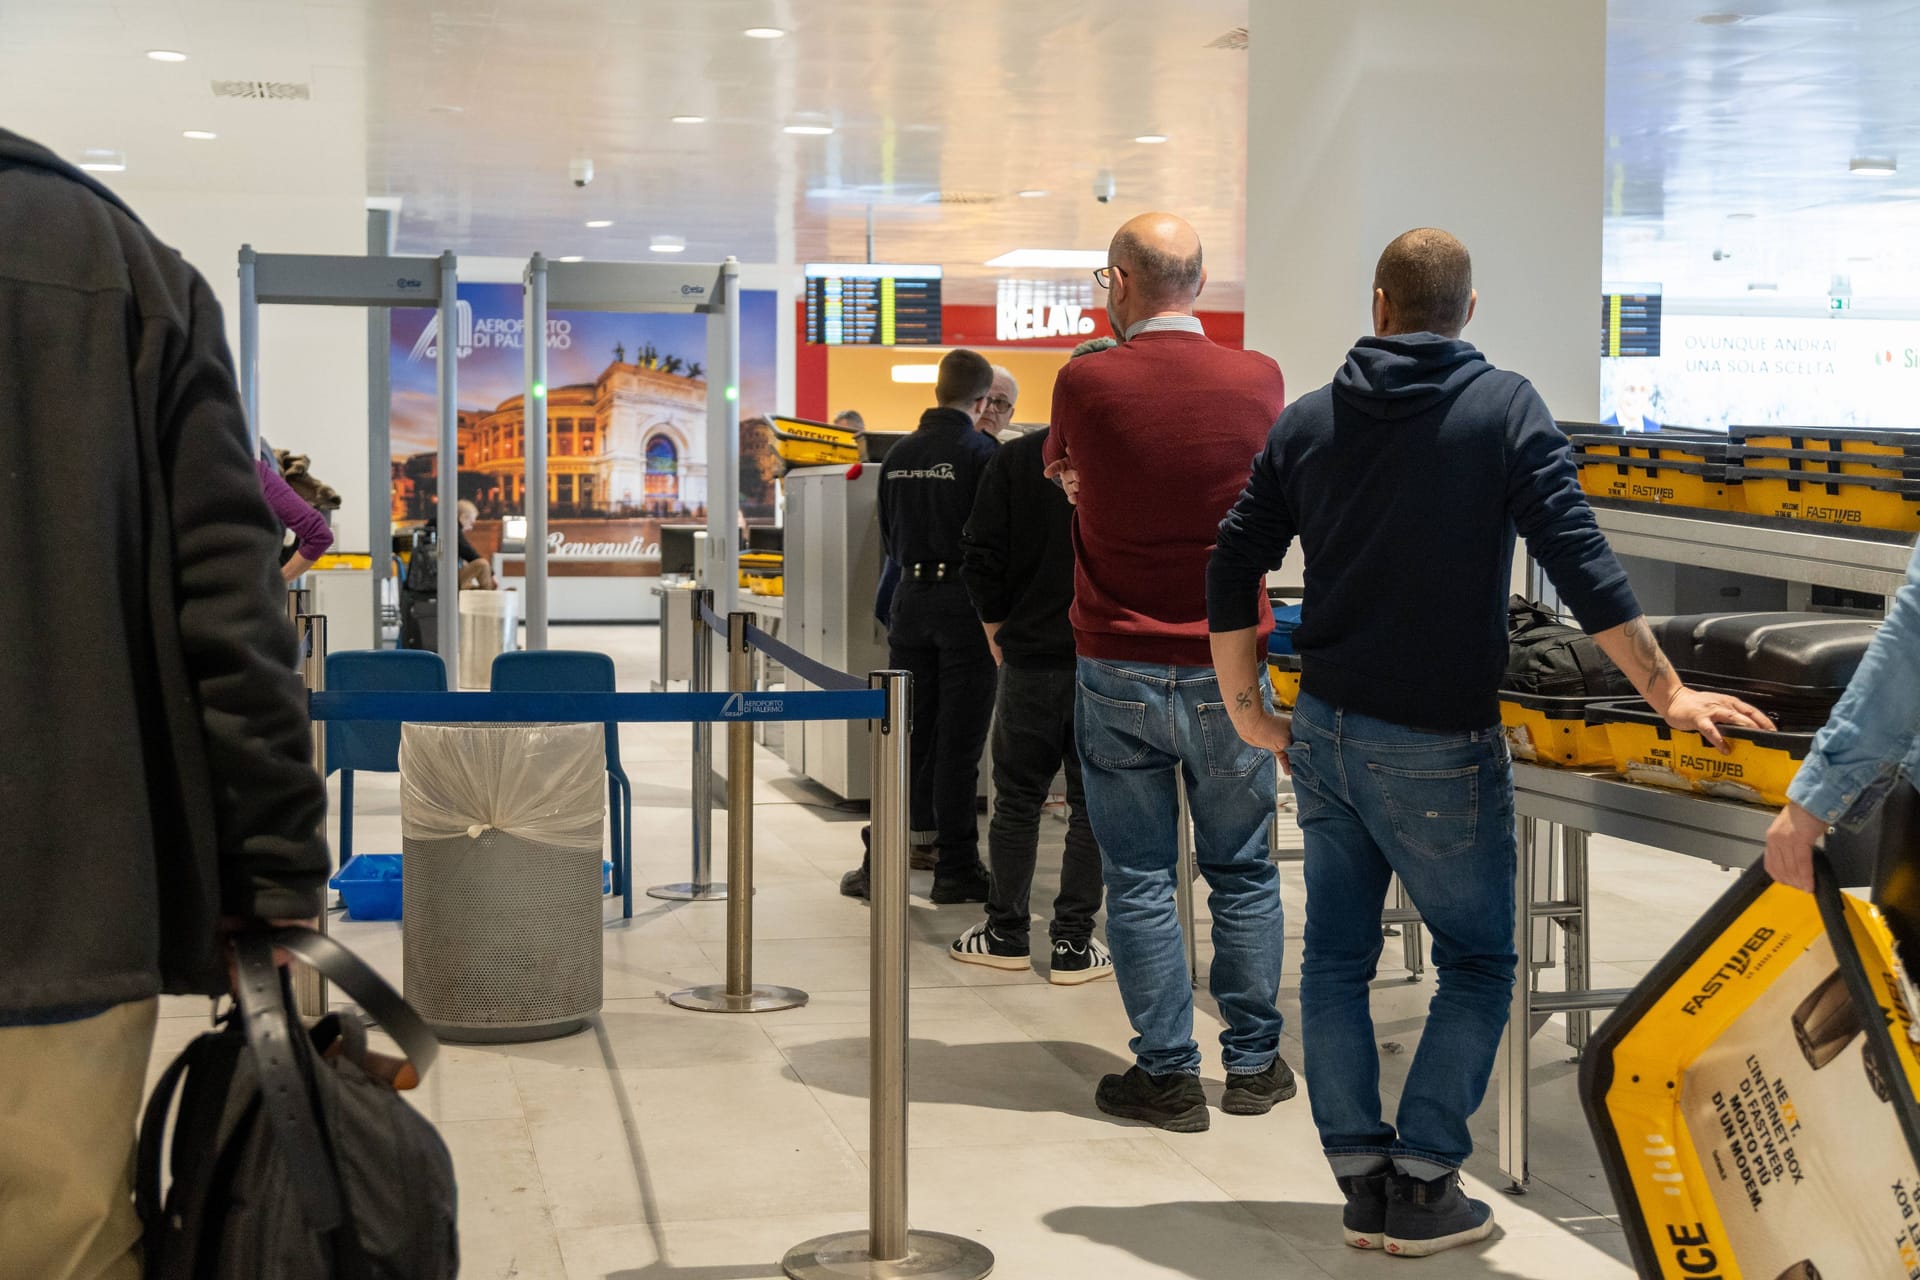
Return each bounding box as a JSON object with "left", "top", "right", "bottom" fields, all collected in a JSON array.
[
  {"left": 1049, "top": 938, "right": 1114, "bottom": 986},
  {"left": 949, "top": 922, "right": 1030, "bottom": 970}
]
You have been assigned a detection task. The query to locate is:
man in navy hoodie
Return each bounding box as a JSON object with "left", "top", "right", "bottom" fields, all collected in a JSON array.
[{"left": 1207, "top": 229, "right": 1769, "bottom": 1257}]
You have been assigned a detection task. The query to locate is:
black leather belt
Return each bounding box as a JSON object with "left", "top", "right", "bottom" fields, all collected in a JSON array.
[{"left": 906, "top": 562, "right": 956, "bottom": 580}]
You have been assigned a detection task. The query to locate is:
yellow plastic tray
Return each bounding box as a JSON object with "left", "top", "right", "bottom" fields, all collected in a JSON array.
[
  {"left": 1594, "top": 710, "right": 1806, "bottom": 808},
  {"left": 313, "top": 552, "right": 374, "bottom": 571},
  {"left": 1267, "top": 658, "right": 1301, "bottom": 710},
  {"left": 1577, "top": 456, "right": 1733, "bottom": 510},
  {"left": 1499, "top": 697, "right": 1615, "bottom": 768},
  {"left": 1734, "top": 470, "right": 1920, "bottom": 533}
]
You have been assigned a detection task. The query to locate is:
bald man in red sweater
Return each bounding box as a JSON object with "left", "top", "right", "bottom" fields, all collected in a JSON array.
[{"left": 1043, "top": 212, "right": 1291, "bottom": 1133}]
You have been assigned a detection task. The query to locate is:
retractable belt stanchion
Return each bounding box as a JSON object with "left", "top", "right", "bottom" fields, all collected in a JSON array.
[
  {"left": 783, "top": 671, "right": 994, "bottom": 1280},
  {"left": 671, "top": 611, "right": 807, "bottom": 1014},
  {"left": 650, "top": 589, "right": 727, "bottom": 901},
  {"left": 294, "top": 612, "right": 329, "bottom": 1019}
]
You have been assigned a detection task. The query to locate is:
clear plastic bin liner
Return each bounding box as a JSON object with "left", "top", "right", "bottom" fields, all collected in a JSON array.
[
  {"left": 400, "top": 722, "right": 603, "bottom": 847},
  {"left": 458, "top": 589, "right": 519, "bottom": 689}
]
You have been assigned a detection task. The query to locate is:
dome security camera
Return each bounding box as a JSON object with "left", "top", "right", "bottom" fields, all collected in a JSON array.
[
  {"left": 570, "top": 157, "right": 594, "bottom": 188},
  {"left": 1094, "top": 170, "right": 1116, "bottom": 204}
]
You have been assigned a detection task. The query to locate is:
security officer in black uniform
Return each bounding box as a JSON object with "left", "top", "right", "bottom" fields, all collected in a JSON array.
[{"left": 841, "top": 348, "right": 1000, "bottom": 904}]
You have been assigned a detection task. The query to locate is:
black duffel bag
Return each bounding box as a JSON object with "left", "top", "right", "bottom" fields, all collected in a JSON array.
[
  {"left": 138, "top": 928, "right": 458, "bottom": 1279},
  {"left": 1505, "top": 595, "right": 1637, "bottom": 698}
]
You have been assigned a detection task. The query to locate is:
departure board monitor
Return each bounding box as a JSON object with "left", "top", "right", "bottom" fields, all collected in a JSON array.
[
  {"left": 805, "top": 263, "right": 943, "bottom": 346},
  {"left": 1602, "top": 286, "right": 1663, "bottom": 358}
]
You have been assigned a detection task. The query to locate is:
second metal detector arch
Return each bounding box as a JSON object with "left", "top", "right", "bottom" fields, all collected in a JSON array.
[
  {"left": 521, "top": 255, "right": 742, "bottom": 649},
  {"left": 238, "top": 246, "right": 463, "bottom": 670}
]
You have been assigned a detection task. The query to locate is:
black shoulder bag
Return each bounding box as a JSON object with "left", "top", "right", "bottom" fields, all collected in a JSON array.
[{"left": 137, "top": 927, "right": 459, "bottom": 1279}]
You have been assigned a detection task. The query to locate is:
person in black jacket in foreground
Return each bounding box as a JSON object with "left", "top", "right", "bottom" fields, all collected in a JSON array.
[
  {"left": 949, "top": 337, "right": 1116, "bottom": 984},
  {"left": 0, "top": 128, "right": 328, "bottom": 1278}
]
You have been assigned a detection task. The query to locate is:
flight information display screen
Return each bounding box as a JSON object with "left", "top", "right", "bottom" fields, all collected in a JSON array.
[
  {"left": 804, "top": 264, "right": 943, "bottom": 345},
  {"left": 1602, "top": 288, "right": 1663, "bottom": 357}
]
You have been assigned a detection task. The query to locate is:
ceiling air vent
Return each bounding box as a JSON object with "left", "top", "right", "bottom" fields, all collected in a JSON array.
[
  {"left": 212, "top": 79, "right": 312, "bottom": 101},
  {"left": 1206, "top": 27, "right": 1248, "bottom": 50},
  {"left": 918, "top": 191, "right": 999, "bottom": 206}
]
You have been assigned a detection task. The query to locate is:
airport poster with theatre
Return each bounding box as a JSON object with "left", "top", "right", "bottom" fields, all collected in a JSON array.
[{"left": 389, "top": 283, "right": 781, "bottom": 563}]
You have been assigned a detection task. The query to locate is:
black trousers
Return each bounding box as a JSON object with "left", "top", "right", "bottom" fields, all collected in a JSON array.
[
  {"left": 888, "top": 581, "right": 996, "bottom": 875},
  {"left": 984, "top": 664, "right": 1105, "bottom": 945}
]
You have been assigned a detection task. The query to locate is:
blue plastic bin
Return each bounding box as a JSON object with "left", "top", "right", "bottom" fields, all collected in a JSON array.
[{"left": 330, "top": 854, "right": 404, "bottom": 921}]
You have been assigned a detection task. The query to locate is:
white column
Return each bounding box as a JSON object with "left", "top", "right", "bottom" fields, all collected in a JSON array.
[{"left": 1244, "top": 1, "right": 1606, "bottom": 421}]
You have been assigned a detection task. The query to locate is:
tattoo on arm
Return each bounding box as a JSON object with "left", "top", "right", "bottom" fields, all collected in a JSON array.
[
  {"left": 1624, "top": 617, "right": 1675, "bottom": 688},
  {"left": 1235, "top": 688, "right": 1255, "bottom": 712}
]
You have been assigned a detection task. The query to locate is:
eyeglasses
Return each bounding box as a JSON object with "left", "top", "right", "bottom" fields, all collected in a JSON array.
[
  {"left": 1092, "top": 264, "right": 1128, "bottom": 290},
  {"left": 985, "top": 396, "right": 1015, "bottom": 414}
]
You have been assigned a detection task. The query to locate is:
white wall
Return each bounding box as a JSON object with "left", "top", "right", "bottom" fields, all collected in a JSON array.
[
  {"left": 1245, "top": 1, "right": 1606, "bottom": 420},
  {"left": 118, "top": 188, "right": 372, "bottom": 547}
]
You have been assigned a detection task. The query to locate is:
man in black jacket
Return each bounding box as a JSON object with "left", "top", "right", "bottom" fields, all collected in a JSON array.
[
  {"left": 840, "top": 349, "right": 1000, "bottom": 904},
  {"left": 950, "top": 337, "right": 1113, "bottom": 983},
  {"left": 0, "top": 129, "right": 329, "bottom": 1277}
]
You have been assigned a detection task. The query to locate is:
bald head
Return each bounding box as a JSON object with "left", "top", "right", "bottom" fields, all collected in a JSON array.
[
  {"left": 1373, "top": 228, "right": 1475, "bottom": 338},
  {"left": 1110, "top": 212, "right": 1206, "bottom": 307}
]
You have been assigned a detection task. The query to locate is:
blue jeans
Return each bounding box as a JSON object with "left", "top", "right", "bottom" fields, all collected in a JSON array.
[
  {"left": 1075, "top": 658, "right": 1283, "bottom": 1077},
  {"left": 1287, "top": 691, "right": 1517, "bottom": 1179}
]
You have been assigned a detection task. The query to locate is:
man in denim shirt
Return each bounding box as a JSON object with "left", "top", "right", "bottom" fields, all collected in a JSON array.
[
  {"left": 1208, "top": 229, "right": 1766, "bottom": 1257},
  {"left": 1765, "top": 536, "right": 1920, "bottom": 891}
]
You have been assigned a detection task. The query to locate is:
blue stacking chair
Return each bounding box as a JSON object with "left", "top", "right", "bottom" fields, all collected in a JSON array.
[
  {"left": 326, "top": 649, "right": 449, "bottom": 862},
  {"left": 490, "top": 650, "right": 634, "bottom": 918}
]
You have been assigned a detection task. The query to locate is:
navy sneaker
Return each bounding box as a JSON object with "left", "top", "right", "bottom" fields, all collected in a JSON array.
[
  {"left": 1384, "top": 1170, "right": 1495, "bottom": 1257},
  {"left": 1336, "top": 1172, "right": 1389, "bottom": 1250},
  {"left": 1094, "top": 1066, "right": 1209, "bottom": 1133},
  {"left": 1220, "top": 1057, "right": 1298, "bottom": 1115}
]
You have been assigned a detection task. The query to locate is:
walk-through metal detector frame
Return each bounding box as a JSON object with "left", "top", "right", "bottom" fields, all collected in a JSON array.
[
  {"left": 521, "top": 255, "right": 742, "bottom": 648},
  {"left": 238, "top": 246, "right": 462, "bottom": 669}
]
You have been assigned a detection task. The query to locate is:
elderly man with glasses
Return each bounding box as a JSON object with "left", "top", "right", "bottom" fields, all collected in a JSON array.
[{"left": 979, "top": 366, "right": 1019, "bottom": 438}]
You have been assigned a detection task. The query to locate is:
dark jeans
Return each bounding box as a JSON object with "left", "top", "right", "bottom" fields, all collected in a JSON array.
[
  {"left": 985, "top": 664, "right": 1104, "bottom": 946},
  {"left": 888, "top": 581, "right": 997, "bottom": 875},
  {"left": 1288, "top": 691, "right": 1518, "bottom": 1179}
]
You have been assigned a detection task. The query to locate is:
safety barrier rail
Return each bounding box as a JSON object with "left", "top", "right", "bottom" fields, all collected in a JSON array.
[{"left": 290, "top": 603, "right": 993, "bottom": 1280}]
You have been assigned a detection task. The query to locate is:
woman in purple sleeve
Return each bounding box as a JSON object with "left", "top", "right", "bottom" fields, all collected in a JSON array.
[{"left": 256, "top": 446, "right": 333, "bottom": 581}]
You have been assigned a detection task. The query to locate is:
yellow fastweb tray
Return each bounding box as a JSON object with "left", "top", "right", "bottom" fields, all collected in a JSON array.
[
  {"left": 1267, "top": 655, "right": 1301, "bottom": 710},
  {"left": 1732, "top": 467, "right": 1920, "bottom": 533},
  {"left": 1498, "top": 692, "right": 1615, "bottom": 768},
  {"left": 1589, "top": 701, "right": 1809, "bottom": 808},
  {"left": 1577, "top": 454, "right": 1736, "bottom": 510},
  {"left": 1581, "top": 860, "right": 1920, "bottom": 1280}
]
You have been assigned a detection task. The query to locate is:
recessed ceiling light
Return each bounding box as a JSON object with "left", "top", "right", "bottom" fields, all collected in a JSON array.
[
  {"left": 1696, "top": 12, "right": 1745, "bottom": 24},
  {"left": 670, "top": 115, "right": 707, "bottom": 124},
  {"left": 1724, "top": 212, "right": 1755, "bottom": 221},
  {"left": 743, "top": 26, "right": 785, "bottom": 39},
  {"left": 182, "top": 130, "right": 217, "bottom": 141},
  {"left": 783, "top": 124, "right": 834, "bottom": 136},
  {"left": 1849, "top": 254, "right": 1877, "bottom": 263},
  {"left": 1747, "top": 281, "right": 1779, "bottom": 292},
  {"left": 650, "top": 235, "right": 687, "bottom": 254},
  {"left": 984, "top": 248, "right": 1108, "bottom": 269},
  {"left": 1851, "top": 157, "right": 1898, "bottom": 175},
  {"left": 427, "top": 104, "right": 464, "bottom": 114},
  {"left": 891, "top": 365, "right": 939, "bottom": 385},
  {"left": 558, "top": 255, "right": 585, "bottom": 263},
  {"left": 77, "top": 149, "right": 126, "bottom": 172},
  {"left": 146, "top": 49, "right": 189, "bottom": 62},
  {"left": 1016, "top": 189, "right": 1049, "bottom": 198},
  {"left": 1135, "top": 134, "right": 1169, "bottom": 144},
  {"left": 585, "top": 219, "right": 614, "bottom": 228}
]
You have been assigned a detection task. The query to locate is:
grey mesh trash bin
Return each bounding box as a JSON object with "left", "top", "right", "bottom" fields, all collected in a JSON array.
[{"left": 400, "top": 721, "right": 604, "bottom": 1042}]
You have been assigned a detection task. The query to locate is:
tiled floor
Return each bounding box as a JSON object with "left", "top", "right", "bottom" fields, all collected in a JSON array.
[{"left": 147, "top": 624, "right": 1744, "bottom": 1278}]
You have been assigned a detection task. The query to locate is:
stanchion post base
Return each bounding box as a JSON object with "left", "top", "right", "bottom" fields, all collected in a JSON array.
[
  {"left": 646, "top": 882, "right": 729, "bottom": 902},
  {"left": 783, "top": 1230, "right": 993, "bottom": 1280},
  {"left": 668, "top": 984, "right": 809, "bottom": 1014}
]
